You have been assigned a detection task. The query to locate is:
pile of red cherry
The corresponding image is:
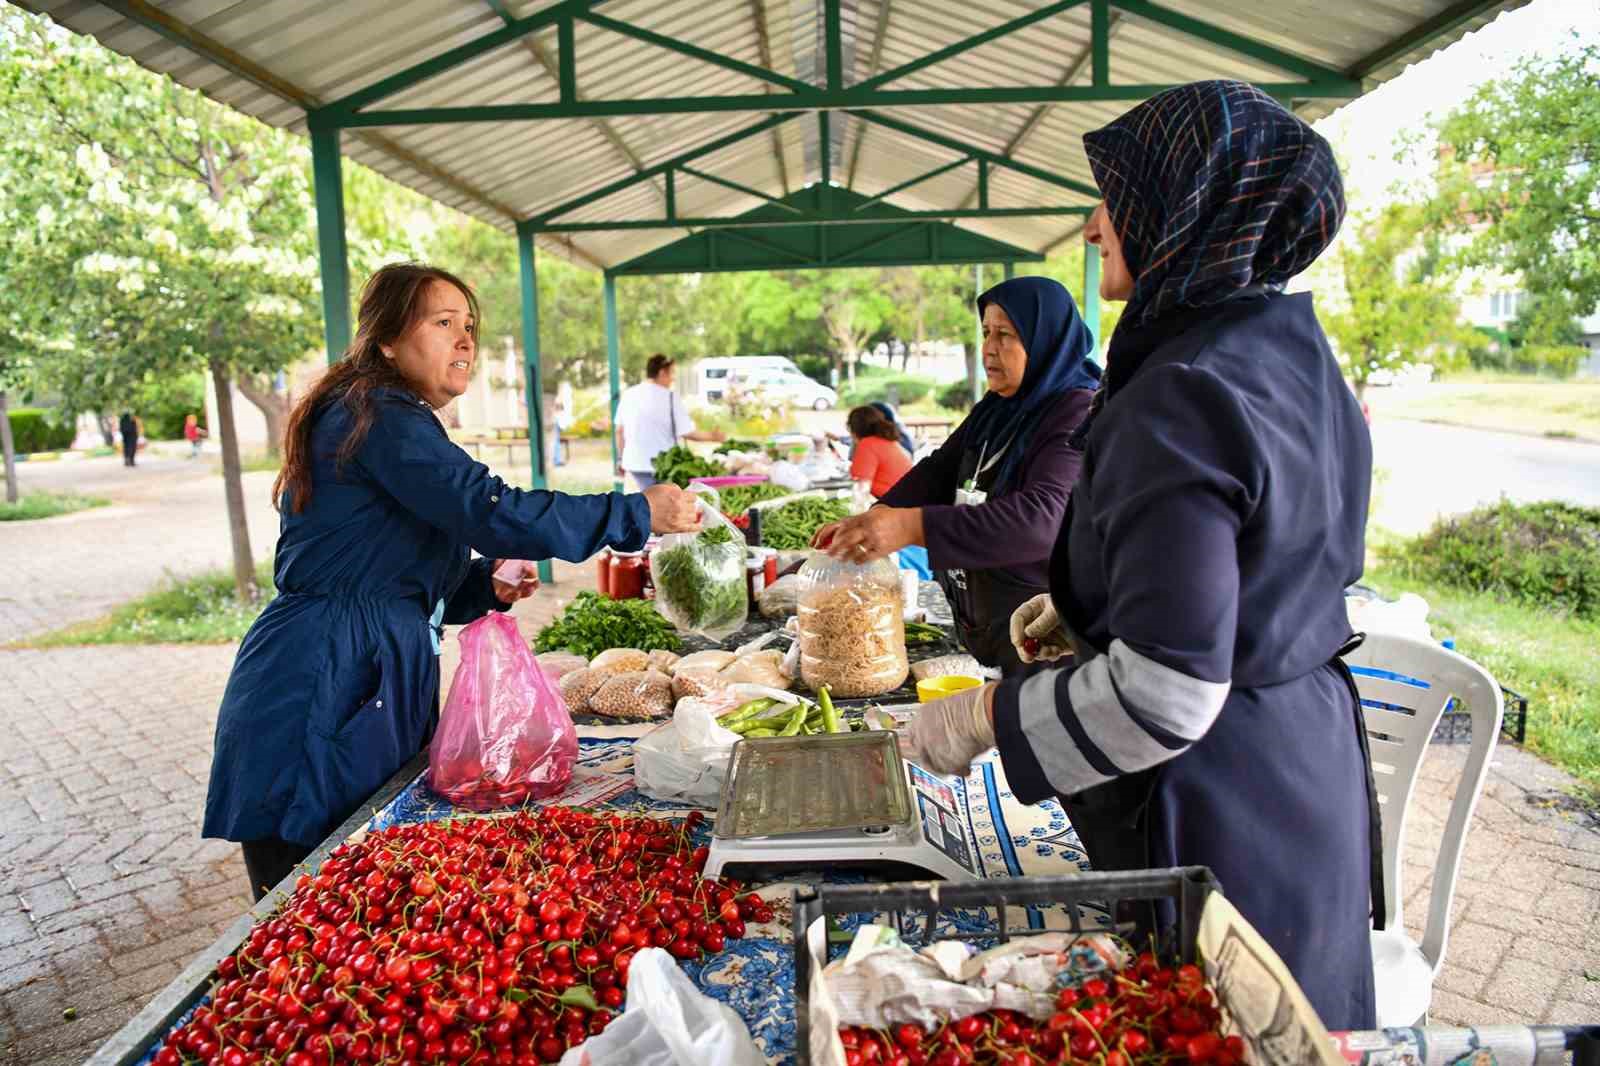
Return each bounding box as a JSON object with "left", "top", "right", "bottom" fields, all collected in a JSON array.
[
  {"left": 150, "top": 807, "right": 772, "bottom": 1065},
  {"left": 837, "top": 956, "right": 1246, "bottom": 1065}
]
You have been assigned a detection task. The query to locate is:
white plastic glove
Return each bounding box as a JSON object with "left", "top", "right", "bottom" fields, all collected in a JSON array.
[
  {"left": 1009, "top": 593, "right": 1071, "bottom": 663},
  {"left": 904, "top": 684, "right": 996, "bottom": 777}
]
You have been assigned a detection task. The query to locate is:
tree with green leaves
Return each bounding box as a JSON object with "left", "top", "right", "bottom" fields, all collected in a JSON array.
[
  {"left": 1, "top": 6, "right": 323, "bottom": 599},
  {"left": 1319, "top": 204, "right": 1470, "bottom": 399},
  {"left": 1429, "top": 43, "right": 1600, "bottom": 341}
]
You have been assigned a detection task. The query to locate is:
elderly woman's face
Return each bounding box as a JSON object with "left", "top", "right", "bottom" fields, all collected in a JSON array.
[
  {"left": 1085, "top": 203, "right": 1135, "bottom": 301},
  {"left": 981, "top": 304, "right": 1028, "bottom": 398},
  {"left": 386, "top": 280, "right": 477, "bottom": 408}
]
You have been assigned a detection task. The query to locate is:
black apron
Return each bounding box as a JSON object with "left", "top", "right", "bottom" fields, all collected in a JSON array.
[{"left": 934, "top": 438, "right": 1044, "bottom": 676}]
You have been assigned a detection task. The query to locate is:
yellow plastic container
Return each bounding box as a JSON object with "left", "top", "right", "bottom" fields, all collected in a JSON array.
[{"left": 916, "top": 675, "right": 984, "bottom": 703}]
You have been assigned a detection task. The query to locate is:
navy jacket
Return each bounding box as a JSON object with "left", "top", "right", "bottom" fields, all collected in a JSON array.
[{"left": 203, "top": 388, "right": 649, "bottom": 846}]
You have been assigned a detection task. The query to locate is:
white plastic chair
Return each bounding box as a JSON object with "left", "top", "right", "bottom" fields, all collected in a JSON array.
[{"left": 1343, "top": 633, "right": 1503, "bottom": 1028}]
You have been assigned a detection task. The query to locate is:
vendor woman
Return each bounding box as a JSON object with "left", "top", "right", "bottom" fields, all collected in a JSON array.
[
  {"left": 814, "top": 276, "right": 1099, "bottom": 674},
  {"left": 906, "top": 82, "right": 1378, "bottom": 1028},
  {"left": 203, "top": 263, "right": 700, "bottom": 899}
]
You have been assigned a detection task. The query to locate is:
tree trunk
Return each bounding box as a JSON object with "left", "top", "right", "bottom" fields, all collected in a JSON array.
[
  {"left": 210, "top": 358, "right": 258, "bottom": 602},
  {"left": 964, "top": 341, "right": 981, "bottom": 404},
  {"left": 1353, "top": 377, "right": 1368, "bottom": 403},
  {"left": 235, "top": 372, "right": 290, "bottom": 458},
  {"left": 96, "top": 411, "right": 116, "bottom": 447},
  {"left": 0, "top": 390, "right": 18, "bottom": 505}
]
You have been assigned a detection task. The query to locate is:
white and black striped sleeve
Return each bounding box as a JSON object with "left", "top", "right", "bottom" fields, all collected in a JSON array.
[{"left": 992, "top": 363, "right": 1263, "bottom": 803}]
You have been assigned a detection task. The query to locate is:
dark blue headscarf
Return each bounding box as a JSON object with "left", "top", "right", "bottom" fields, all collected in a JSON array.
[{"left": 962, "top": 276, "right": 1099, "bottom": 493}]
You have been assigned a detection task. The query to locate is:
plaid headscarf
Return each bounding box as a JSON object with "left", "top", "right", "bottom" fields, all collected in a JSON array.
[{"left": 1085, "top": 80, "right": 1345, "bottom": 333}]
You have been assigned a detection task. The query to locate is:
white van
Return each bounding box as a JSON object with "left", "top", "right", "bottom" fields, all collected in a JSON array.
[{"left": 695, "top": 356, "right": 802, "bottom": 401}]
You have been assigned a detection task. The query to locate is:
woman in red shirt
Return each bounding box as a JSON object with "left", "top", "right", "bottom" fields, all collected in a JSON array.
[{"left": 847, "top": 405, "right": 912, "bottom": 499}]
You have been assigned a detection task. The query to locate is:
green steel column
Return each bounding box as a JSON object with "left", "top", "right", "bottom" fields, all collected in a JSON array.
[
  {"left": 970, "top": 264, "right": 984, "bottom": 404},
  {"left": 518, "top": 229, "right": 554, "bottom": 585},
  {"left": 310, "top": 128, "right": 351, "bottom": 363},
  {"left": 1083, "top": 242, "right": 1102, "bottom": 360},
  {"left": 604, "top": 273, "right": 623, "bottom": 493}
]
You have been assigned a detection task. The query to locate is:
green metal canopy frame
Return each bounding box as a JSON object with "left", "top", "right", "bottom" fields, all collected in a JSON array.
[{"left": 240, "top": 0, "right": 1498, "bottom": 582}]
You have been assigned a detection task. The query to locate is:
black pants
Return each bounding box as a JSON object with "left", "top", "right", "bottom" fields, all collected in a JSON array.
[
  {"left": 121, "top": 437, "right": 137, "bottom": 466},
  {"left": 240, "top": 837, "right": 315, "bottom": 902}
]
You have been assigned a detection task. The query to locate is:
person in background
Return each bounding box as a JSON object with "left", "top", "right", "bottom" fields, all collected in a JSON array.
[
  {"left": 869, "top": 401, "right": 917, "bottom": 457},
  {"left": 846, "top": 405, "right": 912, "bottom": 500},
  {"left": 118, "top": 410, "right": 139, "bottom": 467},
  {"left": 203, "top": 263, "right": 701, "bottom": 899},
  {"left": 613, "top": 354, "right": 725, "bottom": 489},
  {"left": 905, "top": 81, "right": 1378, "bottom": 1028},
  {"left": 183, "top": 413, "right": 207, "bottom": 458},
  {"left": 813, "top": 277, "right": 1099, "bottom": 674}
]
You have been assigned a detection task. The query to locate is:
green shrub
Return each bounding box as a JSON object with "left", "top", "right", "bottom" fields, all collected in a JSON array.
[
  {"left": 937, "top": 380, "right": 976, "bottom": 412},
  {"left": 1380, "top": 499, "right": 1600, "bottom": 620},
  {"left": 6, "top": 408, "right": 76, "bottom": 453},
  {"left": 840, "top": 373, "right": 936, "bottom": 408},
  {"left": 135, "top": 372, "right": 207, "bottom": 440}
]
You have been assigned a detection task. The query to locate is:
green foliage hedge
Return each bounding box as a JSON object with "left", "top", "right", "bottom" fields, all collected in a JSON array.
[
  {"left": 135, "top": 372, "right": 206, "bottom": 441},
  {"left": 937, "top": 380, "right": 976, "bottom": 411},
  {"left": 1381, "top": 499, "right": 1600, "bottom": 620},
  {"left": 840, "top": 373, "right": 936, "bottom": 408},
  {"left": 6, "top": 408, "right": 76, "bottom": 453}
]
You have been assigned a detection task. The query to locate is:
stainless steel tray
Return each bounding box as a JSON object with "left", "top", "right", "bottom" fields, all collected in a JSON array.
[{"left": 714, "top": 731, "right": 912, "bottom": 839}]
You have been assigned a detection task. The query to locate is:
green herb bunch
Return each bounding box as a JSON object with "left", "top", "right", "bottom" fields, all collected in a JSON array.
[
  {"left": 652, "top": 523, "right": 748, "bottom": 637},
  {"left": 651, "top": 445, "right": 726, "bottom": 488},
  {"left": 533, "top": 591, "right": 682, "bottom": 659}
]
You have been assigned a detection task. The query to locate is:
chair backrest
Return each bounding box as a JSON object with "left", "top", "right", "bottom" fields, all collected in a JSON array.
[{"left": 1344, "top": 633, "right": 1502, "bottom": 970}]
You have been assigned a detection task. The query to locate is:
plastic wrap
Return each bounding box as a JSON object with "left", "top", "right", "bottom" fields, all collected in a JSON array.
[
  {"left": 652, "top": 502, "right": 749, "bottom": 641},
  {"left": 796, "top": 554, "right": 909, "bottom": 697}
]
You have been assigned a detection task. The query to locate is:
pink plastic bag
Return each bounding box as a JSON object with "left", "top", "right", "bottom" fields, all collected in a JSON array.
[{"left": 428, "top": 612, "right": 577, "bottom": 810}]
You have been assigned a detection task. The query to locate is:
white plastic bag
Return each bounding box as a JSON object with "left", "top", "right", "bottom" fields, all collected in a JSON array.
[
  {"left": 559, "top": 948, "right": 764, "bottom": 1066},
  {"left": 1346, "top": 590, "right": 1433, "bottom": 642},
  {"left": 635, "top": 684, "right": 799, "bottom": 805},
  {"left": 768, "top": 460, "right": 810, "bottom": 491}
]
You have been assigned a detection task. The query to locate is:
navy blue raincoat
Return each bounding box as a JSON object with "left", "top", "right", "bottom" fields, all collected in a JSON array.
[{"left": 203, "top": 387, "right": 649, "bottom": 847}]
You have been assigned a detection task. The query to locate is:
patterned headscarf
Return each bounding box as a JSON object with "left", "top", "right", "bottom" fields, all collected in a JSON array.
[{"left": 1084, "top": 80, "right": 1345, "bottom": 332}]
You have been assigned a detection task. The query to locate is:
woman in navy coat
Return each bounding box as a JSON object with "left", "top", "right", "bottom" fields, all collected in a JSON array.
[
  {"left": 906, "top": 82, "right": 1379, "bottom": 1029},
  {"left": 203, "top": 263, "right": 700, "bottom": 899}
]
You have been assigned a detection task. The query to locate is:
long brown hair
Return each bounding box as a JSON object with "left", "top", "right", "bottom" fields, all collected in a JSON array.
[
  {"left": 847, "top": 405, "right": 898, "bottom": 443},
  {"left": 273, "top": 262, "right": 481, "bottom": 514}
]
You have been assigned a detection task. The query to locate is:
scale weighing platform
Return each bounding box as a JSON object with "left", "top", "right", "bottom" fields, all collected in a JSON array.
[{"left": 703, "top": 728, "right": 981, "bottom": 882}]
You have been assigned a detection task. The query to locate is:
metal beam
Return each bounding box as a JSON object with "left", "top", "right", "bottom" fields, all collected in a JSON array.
[
  {"left": 679, "top": 166, "right": 802, "bottom": 212},
  {"left": 861, "top": 0, "right": 1087, "bottom": 90},
  {"left": 831, "top": 222, "right": 933, "bottom": 266},
  {"left": 853, "top": 110, "right": 1101, "bottom": 199},
  {"left": 747, "top": 0, "right": 792, "bottom": 196},
  {"left": 856, "top": 157, "right": 973, "bottom": 211},
  {"left": 1091, "top": 0, "right": 1110, "bottom": 86},
  {"left": 322, "top": 79, "right": 1359, "bottom": 128},
  {"left": 1083, "top": 241, "right": 1102, "bottom": 359},
  {"left": 819, "top": 110, "right": 832, "bottom": 189},
  {"left": 581, "top": 11, "right": 810, "bottom": 92},
  {"left": 557, "top": 15, "right": 576, "bottom": 103},
  {"left": 823, "top": 0, "right": 844, "bottom": 92},
  {"left": 532, "top": 205, "right": 1091, "bottom": 233},
  {"left": 319, "top": 0, "right": 606, "bottom": 118},
  {"left": 957, "top": 13, "right": 1122, "bottom": 211},
  {"left": 522, "top": 113, "right": 800, "bottom": 226},
  {"left": 1345, "top": 0, "right": 1509, "bottom": 81},
  {"left": 310, "top": 128, "right": 351, "bottom": 363},
  {"left": 1108, "top": 0, "right": 1347, "bottom": 84},
  {"left": 603, "top": 275, "right": 622, "bottom": 492},
  {"left": 845, "top": 0, "right": 894, "bottom": 189},
  {"left": 516, "top": 230, "right": 555, "bottom": 585}
]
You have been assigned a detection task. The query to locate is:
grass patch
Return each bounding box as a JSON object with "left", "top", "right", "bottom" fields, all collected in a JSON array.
[
  {"left": 22, "top": 561, "right": 276, "bottom": 646},
  {"left": 1363, "top": 556, "right": 1600, "bottom": 802},
  {"left": 0, "top": 492, "right": 110, "bottom": 522},
  {"left": 1363, "top": 381, "right": 1600, "bottom": 440}
]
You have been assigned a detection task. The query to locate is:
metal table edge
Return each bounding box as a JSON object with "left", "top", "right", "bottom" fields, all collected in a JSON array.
[{"left": 84, "top": 753, "right": 428, "bottom": 1066}]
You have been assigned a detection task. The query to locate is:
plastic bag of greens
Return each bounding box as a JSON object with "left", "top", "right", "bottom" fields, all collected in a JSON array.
[
  {"left": 797, "top": 553, "right": 909, "bottom": 698},
  {"left": 650, "top": 500, "right": 749, "bottom": 641}
]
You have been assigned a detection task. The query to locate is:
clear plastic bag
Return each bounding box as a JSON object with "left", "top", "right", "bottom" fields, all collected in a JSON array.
[
  {"left": 588, "top": 669, "right": 674, "bottom": 719},
  {"left": 428, "top": 612, "right": 578, "bottom": 810},
  {"left": 651, "top": 501, "right": 749, "bottom": 641},
  {"left": 797, "top": 553, "right": 910, "bottom": 698}
]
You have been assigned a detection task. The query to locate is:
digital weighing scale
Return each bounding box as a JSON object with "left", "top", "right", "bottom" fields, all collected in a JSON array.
[{"left": 703, "top": 727, "right": 981, "bottom": 882}]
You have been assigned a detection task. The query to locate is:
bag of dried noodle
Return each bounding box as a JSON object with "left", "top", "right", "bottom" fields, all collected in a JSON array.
[{"left": 795, "top": 553, "right": 909, "bottom": 698}]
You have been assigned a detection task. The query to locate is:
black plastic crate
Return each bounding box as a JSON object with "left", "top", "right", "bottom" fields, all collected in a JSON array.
[
  {"left": 1432, "top": 685, "right": 1528, "bottom": 745},
  {"left": 791, "top": 866, "right": 1219, "bottom": 1066}
]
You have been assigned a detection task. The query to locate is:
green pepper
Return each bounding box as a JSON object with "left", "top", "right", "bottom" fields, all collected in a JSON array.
[
  {"left": 743, "top": 728, "right": 779, "bottom": 738},
  {"left": 818, "top": 685, "right": 841, "bottom": 734},
  {"left": 778, "top": 702, "right": 807, "bottom": 736},
  {"left": 719, "top": 698, "right": 776, "bottom": 726}
]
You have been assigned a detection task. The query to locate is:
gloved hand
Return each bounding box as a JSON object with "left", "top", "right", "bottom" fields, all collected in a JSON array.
[
  {"left": 904, "top": 684, "right": 996, "bottom": 777},
  {"left": 1010, "top": 593, "right": 1071, "bottom": 663}
]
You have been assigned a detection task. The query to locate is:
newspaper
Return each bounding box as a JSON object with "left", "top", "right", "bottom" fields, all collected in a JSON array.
[{"left": 1328, "top": 1026, "right": 1566, "bottom": 1065}]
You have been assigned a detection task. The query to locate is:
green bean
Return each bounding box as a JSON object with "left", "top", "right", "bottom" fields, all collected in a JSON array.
[
  {"left": 718, "top": 697, "right": 777, "bottom": 726},
  {"left": 778, "top": 703, "right": 807, "bottom": 736},
  {"left": 819, "top": 685, "right": 841, "bottom": 733},
  {"left": 743, "top": 728, "right": 779, "bottom": 738}
]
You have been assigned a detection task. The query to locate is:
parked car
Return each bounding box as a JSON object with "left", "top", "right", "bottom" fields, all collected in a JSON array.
[
  {"left": 695, "top": 356, "right": 802, "bottom": 401},
  {"left": 731, "top": 368, "right": 838, "bottom": 410}
]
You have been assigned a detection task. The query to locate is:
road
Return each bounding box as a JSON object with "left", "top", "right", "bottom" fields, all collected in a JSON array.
[{"left": 1368, "top": 417, "right": 1600, "bottom": 535}]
